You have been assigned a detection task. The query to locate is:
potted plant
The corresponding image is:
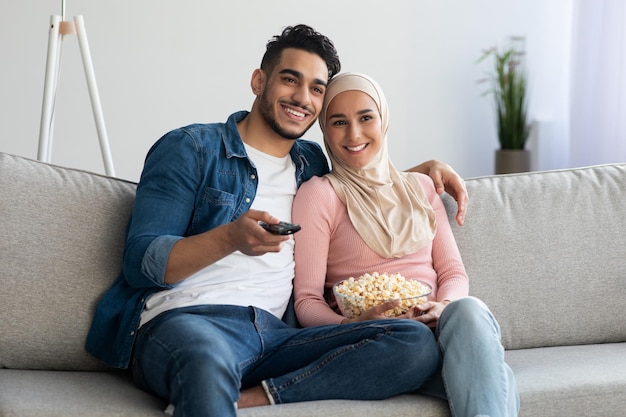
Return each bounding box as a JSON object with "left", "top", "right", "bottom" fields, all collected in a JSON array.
[{"left": 478, "top": 37, "right": 531, "bottom": 174}]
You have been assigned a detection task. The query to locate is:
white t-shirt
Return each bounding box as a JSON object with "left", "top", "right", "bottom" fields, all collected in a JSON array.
[{"left": 139, "top": 144, "right": 297, "bottom": 327}]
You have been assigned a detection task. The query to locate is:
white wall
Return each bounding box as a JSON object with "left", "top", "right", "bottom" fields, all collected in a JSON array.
[{"left": 0, "top": 0, "right": 572, "bottom": 182}]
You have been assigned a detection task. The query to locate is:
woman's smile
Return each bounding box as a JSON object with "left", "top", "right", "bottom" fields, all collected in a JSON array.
[{"left": 345, "top": 143, "right": 368, "bottom": 152}]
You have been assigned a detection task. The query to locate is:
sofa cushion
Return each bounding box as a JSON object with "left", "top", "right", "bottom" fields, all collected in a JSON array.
[
  {"left": 0, "top": 369, "right": 166, "bottom": 417},
  {"left": 0, "top": 369, "right": 450, "bottom": 417},
  {"left": 442, "top": 164, "right": 626, "bottom": 350},
  {"left": 2, "top": 344, "right": 625, "bottom": 417},
  {"left": 0, "top": 153, "right": 136, "bottom": 370},
  {"left": 504, "top": 343, "right": 626, "bottom": 417}
]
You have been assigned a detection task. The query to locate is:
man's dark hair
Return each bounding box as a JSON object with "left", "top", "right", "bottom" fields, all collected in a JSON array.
[{"left": 261, "top": 24, "right": 341, "bottom": 81}]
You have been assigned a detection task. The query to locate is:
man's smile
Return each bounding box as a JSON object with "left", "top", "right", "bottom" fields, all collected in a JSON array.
[{"left": 282, "top": 103, "right": 310, "bottom": 121}]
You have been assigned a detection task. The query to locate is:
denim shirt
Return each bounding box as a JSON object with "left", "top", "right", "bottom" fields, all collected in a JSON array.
[{"left": 85, "top": 111, "right": 329, "bottom": 368}]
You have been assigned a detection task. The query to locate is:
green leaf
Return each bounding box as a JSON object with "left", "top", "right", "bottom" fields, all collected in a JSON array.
[{"left": 478, "top": 38, "right": 530, "bottom": 149}]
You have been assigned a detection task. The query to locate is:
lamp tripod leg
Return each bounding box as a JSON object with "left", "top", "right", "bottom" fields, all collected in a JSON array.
[
  {"left": 74, "top": 15, "right": 115, "bottom": 176},
  {"left": 38, "top": 15, "right": 62, "bottom": 163},
  {"left": 37, "top": 14, "right": 115, "bottom": 177}
]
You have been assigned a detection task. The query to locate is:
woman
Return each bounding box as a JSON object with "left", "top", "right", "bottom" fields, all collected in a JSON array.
[{"left": 293, "top": 72, "right": 519, "bottom": 417}]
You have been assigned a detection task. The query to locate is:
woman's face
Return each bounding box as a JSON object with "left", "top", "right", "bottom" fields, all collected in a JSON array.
[{"left": 324, "top": 90, "right": 383, "bottom": 169}]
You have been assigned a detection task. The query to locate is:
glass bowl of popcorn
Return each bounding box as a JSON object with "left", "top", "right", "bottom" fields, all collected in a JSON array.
[{"left": 332, "top": 272, "right": 432, "bottom": 318}]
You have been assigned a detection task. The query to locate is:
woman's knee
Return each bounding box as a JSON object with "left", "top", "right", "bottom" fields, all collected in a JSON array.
[
  {"left": 439, "top": 296, "right": 500, "bottom": 338},
  {"left": 443, "top": 297, "right": 490, "bottom": 321}
]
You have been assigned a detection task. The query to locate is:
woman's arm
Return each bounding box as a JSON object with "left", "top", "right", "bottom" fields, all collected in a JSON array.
[
  {"left": 415, "top": 173, "right": 469, "bottom": 301},
  {"left": 293, "top": 178, "right": 347, "bottom": 326}
]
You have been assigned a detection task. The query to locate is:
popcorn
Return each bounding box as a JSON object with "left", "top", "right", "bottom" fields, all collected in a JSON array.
[{"left": 333, "top": 272, "right": 431, "bottom": 318}]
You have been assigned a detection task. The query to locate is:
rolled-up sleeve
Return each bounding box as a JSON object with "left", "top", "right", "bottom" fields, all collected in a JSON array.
[
  {"left": 140, "top": 235, "right": 183, "bottom": 285},
  {"left": 122, "top": 130, "right": 201, "bottom": 289}
]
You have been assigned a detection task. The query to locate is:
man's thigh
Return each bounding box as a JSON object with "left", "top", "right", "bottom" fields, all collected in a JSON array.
[
  {"left": 244, "top": 310, "right": 406, "bottom": 386},
  {"left": 132, "top": 305, "right": 264, "bottom": 395}
]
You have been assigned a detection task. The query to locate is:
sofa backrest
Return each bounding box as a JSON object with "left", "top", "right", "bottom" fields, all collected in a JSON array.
[
  {"left": 0, "top": 153, "right": 136, "bottom": 371},
  {"left": 442, "top": 164, "right": 626, "bottom": 350},
  {"left": 2, "top": 152, "right": 625, "bottom": 371}
]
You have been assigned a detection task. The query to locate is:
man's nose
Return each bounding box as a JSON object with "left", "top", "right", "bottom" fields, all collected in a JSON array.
[{"left": 292, "top": 85, "right": 311, "bottom": 106}]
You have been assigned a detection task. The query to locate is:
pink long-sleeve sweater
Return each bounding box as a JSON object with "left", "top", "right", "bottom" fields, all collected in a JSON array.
[{"left": 293, "top": 172, "right": 469, "bottom": 327}]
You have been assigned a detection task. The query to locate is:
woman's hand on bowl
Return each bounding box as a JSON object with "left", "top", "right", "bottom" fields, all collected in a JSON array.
[{"left": 409, "top": 300, "right": 450, "bottom": 328}]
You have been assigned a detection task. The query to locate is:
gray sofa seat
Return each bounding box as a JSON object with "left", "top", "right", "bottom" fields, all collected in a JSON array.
[
  {"left": 1, "top": 151, "right": 625, "bottom": 417},
  {"left": 3, "top": 344, "right": 625, "bottom": 417}
]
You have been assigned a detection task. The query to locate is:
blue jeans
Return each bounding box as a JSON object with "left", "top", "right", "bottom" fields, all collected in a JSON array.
[
  {"left": 416, "top": 297, "right": 520, "bottom": 417},
  {"left": 132, "top": 304, "right": 440, "bottom": 417}
]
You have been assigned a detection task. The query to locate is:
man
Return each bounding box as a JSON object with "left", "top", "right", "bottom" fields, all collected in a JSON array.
[{"left": 86, "top": 24, "right": 468, "bottom": 417}]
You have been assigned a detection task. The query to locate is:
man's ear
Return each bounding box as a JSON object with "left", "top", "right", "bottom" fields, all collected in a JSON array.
[{"left": 251, "top": 69, "right": 265, "bottom": 96}]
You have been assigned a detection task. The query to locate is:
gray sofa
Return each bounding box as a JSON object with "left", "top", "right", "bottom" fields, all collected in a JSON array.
[{"left": 1, "top": 151, "right": 625, "bottom": 417}]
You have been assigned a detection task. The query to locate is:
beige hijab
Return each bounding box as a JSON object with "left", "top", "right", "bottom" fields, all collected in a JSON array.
[{"left": 319, "top": 72, "right": 436, "bottom": 258}]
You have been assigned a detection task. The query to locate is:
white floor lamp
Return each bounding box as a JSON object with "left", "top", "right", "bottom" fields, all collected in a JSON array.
[{"left": 38, "top": 0, "right": 115, "bottom": 176}]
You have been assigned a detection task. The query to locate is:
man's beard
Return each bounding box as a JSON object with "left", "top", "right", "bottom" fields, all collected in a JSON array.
[{"left": 258, "top": 92, "right": 314, "bottom": 140}]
